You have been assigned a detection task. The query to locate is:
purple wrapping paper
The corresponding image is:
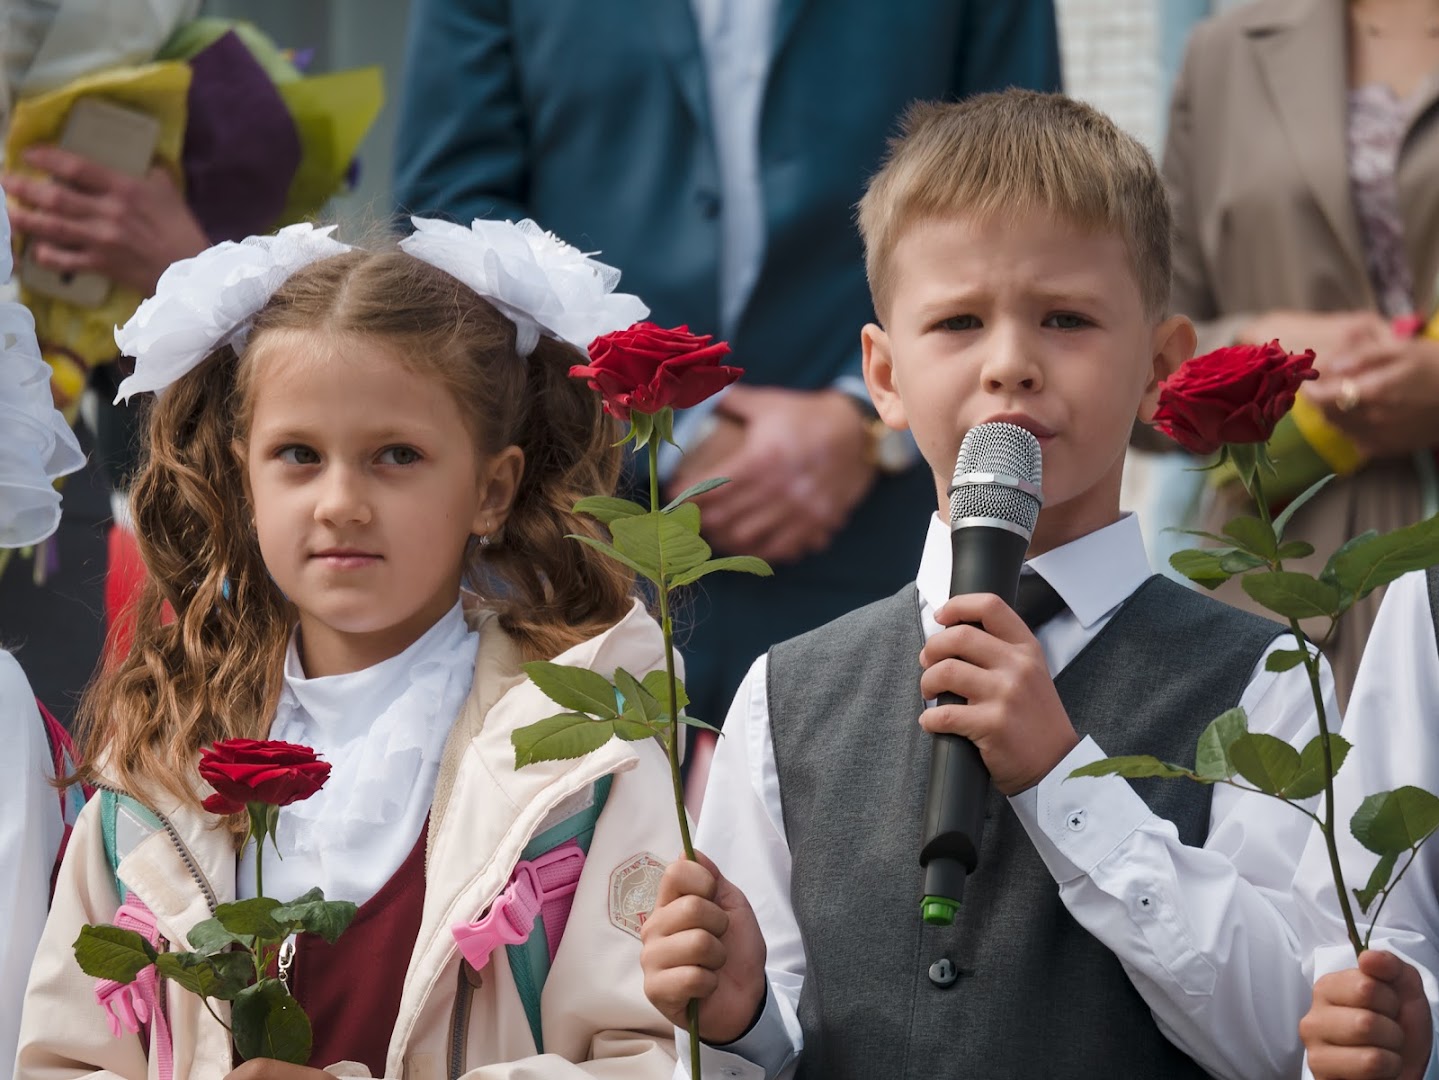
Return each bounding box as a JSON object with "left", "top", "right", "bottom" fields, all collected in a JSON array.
[{"left": 182, "top": 31, "right": 302, "bottom": 243}]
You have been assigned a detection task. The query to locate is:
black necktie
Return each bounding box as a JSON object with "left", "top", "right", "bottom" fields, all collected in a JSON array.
[{"left": 1015, "top": 572, "right": 1066, "bottom": 631}]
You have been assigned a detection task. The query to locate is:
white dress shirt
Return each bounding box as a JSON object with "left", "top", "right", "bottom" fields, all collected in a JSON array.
[
  {"left": 680, "top": 512, "right": 1334, "bottom": 1080},
  {"left": 0, "top": 650, "right": 62, "bottom": 1073},
  {"left": 1289, "top": 571, "right": 1439, "bottom": 1080}
]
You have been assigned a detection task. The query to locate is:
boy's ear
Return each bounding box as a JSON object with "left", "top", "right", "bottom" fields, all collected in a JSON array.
[
  {"left": 474, "top": 445, "right": 525, "bottom": 536},
  {"left": 1137, "top": 315, "right": 1196, "bottom": 423},
  {"left": 861, "top": 322, "right": 909, "bottom": 431}
]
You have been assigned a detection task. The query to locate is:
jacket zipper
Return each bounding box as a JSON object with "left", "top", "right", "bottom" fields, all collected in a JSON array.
[
  {"left": 448, "top": 963, "right": 477, "bottom": 1080},
  {"left": 277, "top": 936, "right": 297, "bottom": 995},
  {"left": 93, "top": 782, "right": 220, "bottom": 913}
]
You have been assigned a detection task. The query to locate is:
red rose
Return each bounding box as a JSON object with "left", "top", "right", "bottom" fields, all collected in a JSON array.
[
  {"left": 199, "top": 738, "right": 330, "bottom": 815},
  {"left": 571, "top": 322, "right": 743, "bottom": 420},
  {"left": 1153, "top": 340, "right": 1317, "bottom": 456}
]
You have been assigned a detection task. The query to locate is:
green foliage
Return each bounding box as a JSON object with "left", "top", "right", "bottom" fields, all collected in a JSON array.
[
  {"left": 1228, "top": 733, "right": 1301, "bottom": 795},
  {"left": 1277, "top": 541, "right": 1315, "bottom": 561},
  {"left": 1273, "top": 475, "right": 1336, "bottom": 540},
  {"left": 522, "top": 661, "right": 619, "bottom": 719},
  {"left": 573, "top": 496, "right": 646, "bottom": 524},
  {"left": 270, "top": 889, "right": 359, "bottom": 945},
  {"left": 72, "top": 925, "right": 158, "bottom": 983},
  {"left": 231, "top": 978, "right": 313, "bottom": 1064},
  {"left": 610, "top": 510, "right": 711, "bottom": 586},
  {"left": 512, "top": 713, "right": 619, "bottom": 767},
  {"left": 1285, "top": 734, "right": 1352, "bottom": 801},
  {"left": 1223, "top": 516, "right": 1278, "bottom": 560},
  {"left": 1351, "top": 786, "right": 1439, "bottom": 857},
  {"left": 1241, "top": 570, "right": 1343, "bottom": 620},
  {"left": 1169, "top": 548, "right": 1235, "bottom": 590},
  {"left": 188, "top": 917, "right": 253, "bottom": 954},
  {"left": 663, "top": 477, "right": 729, "bottom": 511},
  {"left": 1264, "top": 648, "right": 1309, "bottom": 673},
  {"left": 568, "top": 535, "right": 650, "bottom": 577},
  {"left": 1353, "top": 852, "right": 1399, "bottom": 914},
  {"left": 212, "top": 897, "right": 284, "bottom": 942},
  {"left": 643, "top": 670, "right": 688, "bottom": 711},
  {"left": 627, "top": 411, "right": 656, "bottom": 450},
  {"left": 669, "top": 555, "right": 774, "bottom": 589},
  {"left": 1323, "top": 515, "right": 1439, "bottom": 603},
  {"left": 1068, "top": 755, "right": 1196, "bottom": 781},
  {"left": 155, "top": 951, "right": 251, "bottom": 1001},
  {"left": 1194, "top": 708, "right": 1249, "bottom": 781}
]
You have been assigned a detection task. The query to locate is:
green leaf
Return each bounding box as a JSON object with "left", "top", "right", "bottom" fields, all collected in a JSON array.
[
  {"left": 1219, "top": 550, "right": 1267, "bottom": 574},
  {"left": 213, "top": 898, "right": 284, "bottom": 944},
  {"left": 1354, "top": 852, "right": 1400, "bottom": 914},
  {"left": 155, "top": 950, "right": 251, "bottom": 1001},
  {"left": 567, "top": 534, "right": 650, "bottom": 578},
  {"left": 613, "top": 667, "right": 664, "bottom": 725},
  {"left": 1194, "top": 707, "right": 1249, "bottom": 781},
  {"left": 1264, "top": 648, "right": 1310, "bottom": 673},
  {"left": 1228, "top": 442, "right": 1262, "bottom": 490},
  {"left": 612, "top": 709, "right": 663, "bottom": 740},
  {"left": 1241, "top": 570, "right": 1343, "bottom": 620},
  {"left": 572, "top": 496, "right": 646, "bottom": 524},
  {"left": 642, "top": 670, "right": 689, "bottom": 712},
  {"left": 1325, "top": 515, "right": 1439, "bottom": 601},
  {"left": 1169, "top": 548, "right": 1234, "bottom": 590},
  {"left": 678, "top": 714, "right": 723, "bottom": 736},
  {"left": 187, "top": 917, "right": 253, "bottom": 954},
  {"left": 1165, "top": 528, "right": 1235, "bottom": 546},
  {"left": 1276, "top": 541, "right": 1316, "bottom": 561},
  {"left": 1222, "top": 515, "right": 1278, "bottom": 559},
  {"left": 231, "top": 978, "right": 313, "bottom": 1065},
  {"left": 271, "top": 890, "right": 358, "bottom": 945},
  {"left": 654, "top": 407, "right": 676, "bottom": 448},
  {"left": 72, "top": 924, "right": 158, "bottom": 983},
  {"left": 1067, "top": 755, "right": 1196, "bottom": 781},
  {"left": 1273, "top": 474, "right": 1336, "bottom": 540},
  {"left": 669, "top": 555, "right": 776, "bottom": 589},
  {"left": 512, "top": 713, "right": 616, "bottom": 767},
  {"left": 1228, "top": 732, "right": 1301, "bottom": 795},
  {"left": 610, "top": 510, "right": 712, "bottom": 583},
  {"left": 1351, "top": 786, "right": 1439, "bottom": 857},
  {"left": 666, "top": 500, "right": 702, "bottom": 536},
  {"left": 521, "top": 660, "right": 619, "bottom": 719},
  {"left": 662, "top": 477, "right": 729, "bottom": 511},
  {"left": 628, "top": 411, "right": 655, "bottom": 451},
  {"left": 1283, "top": 733, "right": 1351, "bottom": 800}
]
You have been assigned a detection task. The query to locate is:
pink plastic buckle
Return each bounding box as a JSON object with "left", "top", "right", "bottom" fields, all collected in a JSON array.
[
  {"left": 452, "top": 840, "right": 586, "bottom": 971},
  {"left": 92, "top": 896, "right": 174, "bottom": 1080}
]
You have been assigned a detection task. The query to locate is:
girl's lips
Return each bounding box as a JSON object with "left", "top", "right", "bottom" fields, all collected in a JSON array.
[{"left": 311, "top": 551, "right": 382, "bottom": 569}]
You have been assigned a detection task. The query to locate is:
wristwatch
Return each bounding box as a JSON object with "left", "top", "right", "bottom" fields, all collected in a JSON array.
[{"left": 839, "top": 389, "right": 917, "bottom": 474}]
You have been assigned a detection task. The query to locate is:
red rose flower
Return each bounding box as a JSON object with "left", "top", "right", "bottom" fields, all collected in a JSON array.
[
  {"left": 199, "top": 738, "right": 331, "bottom": 815},
  {"left": 572, "top": 322, "right": 743, "bottom": 420},
  {"left": 1153, "top": 340, "right": 1317, "bottom": 456}
]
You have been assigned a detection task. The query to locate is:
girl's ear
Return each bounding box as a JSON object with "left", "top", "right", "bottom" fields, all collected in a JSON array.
[{"left": 473, "top": 445, "right": 525, "bottom": 536}]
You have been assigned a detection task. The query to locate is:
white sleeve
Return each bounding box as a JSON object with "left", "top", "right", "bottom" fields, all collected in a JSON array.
[
  {"left": 0, "top": 652, "right": 64, "bottom": 1072},
  {"left": 1008, "top": 632, "right": 1328, "bottom": 1080},
  {"left": 672, "top": 655, "right": 801, "bottom": 1080}
]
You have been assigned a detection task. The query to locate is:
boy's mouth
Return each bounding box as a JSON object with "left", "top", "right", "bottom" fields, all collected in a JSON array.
[{"left": 979, "top": 412, "right": 1055, "bottom": 441}]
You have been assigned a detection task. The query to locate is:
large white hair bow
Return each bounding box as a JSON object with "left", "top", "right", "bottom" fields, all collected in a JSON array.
[
  {"left": 113, "top": 223, "right": 352, "bottom": 403},
  {"left": 399, "top": 217, "right": 649, "bottom": 357},
  {"left": 0, "top": 186, "right": 86, "bottom": 548}
]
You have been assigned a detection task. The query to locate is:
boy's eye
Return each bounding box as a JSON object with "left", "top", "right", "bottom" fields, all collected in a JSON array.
[
  {"left": 938, "top": 314, "right": 981, "bottom": 332},
  {"left": 277, "top": 445, "right": 320, "bottom": 465},
  {"left": 1044, "top": 312, "right": 1091, "bottom": 330},
  {"left": 378, "top": 445, "right": 422, "bottom": 466}
]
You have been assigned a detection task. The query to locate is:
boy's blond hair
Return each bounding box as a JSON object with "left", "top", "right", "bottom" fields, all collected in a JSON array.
[{"left": 858, "top": 91, "right": 1171, "bottom": 321}]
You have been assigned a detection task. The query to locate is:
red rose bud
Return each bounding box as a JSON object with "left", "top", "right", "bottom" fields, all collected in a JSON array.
[
  {"left": 572, "top": 322, "right": 744, "bottom": 420},
  {"left": 1153, "top": 340, "right": 1317, "bottom": 456},
  {"left": 199, "top": 738, "right": 330, "bottom": 814}
]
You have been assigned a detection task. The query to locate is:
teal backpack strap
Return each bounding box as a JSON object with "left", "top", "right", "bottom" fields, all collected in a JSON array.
[
  {"left": 99, "top": 789, "right": 164, "bottom": 905},
  {"left": 505, "top": 773, "right": 613, "bottom": 1053}
]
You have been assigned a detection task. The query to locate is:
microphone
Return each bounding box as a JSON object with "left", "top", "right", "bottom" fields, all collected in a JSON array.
[{"left": 919, "top": 421, "right": 1043, "bottom": 925}]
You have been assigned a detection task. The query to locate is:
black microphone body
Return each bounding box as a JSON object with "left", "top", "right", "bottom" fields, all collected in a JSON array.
[{"left": 918, "top": 422, "right": 1042, "bottom": 925}]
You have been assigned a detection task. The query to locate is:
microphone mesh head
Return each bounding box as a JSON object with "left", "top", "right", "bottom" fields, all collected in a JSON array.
[{"left": 948, "top": 422, "right": 1043, "bottom": 537}]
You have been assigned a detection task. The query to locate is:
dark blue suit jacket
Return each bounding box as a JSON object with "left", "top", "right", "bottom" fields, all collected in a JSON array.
[{"left": 394, "top": 0, "right": 1061, "bottom": 721}]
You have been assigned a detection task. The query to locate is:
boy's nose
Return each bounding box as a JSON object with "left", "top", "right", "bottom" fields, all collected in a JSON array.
[{"left": 981, "top": 330, "right": 1043, "bottom": 393}]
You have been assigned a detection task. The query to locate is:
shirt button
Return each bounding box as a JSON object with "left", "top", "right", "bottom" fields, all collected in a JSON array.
[
  {"left": 928, "top": 958, "right": 958, "bottom": 988},
  {"left": 1066, "top": 808, "right": 1087, "bottom": 832}
]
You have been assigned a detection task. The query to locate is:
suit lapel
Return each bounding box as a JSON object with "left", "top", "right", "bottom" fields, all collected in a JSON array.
[
  {"left": 649, "top": 0, "right": 711, "bottom": 135},
  {"left": 770, "top": 0, "right": 811, "bottom": 68},
  {"left": 1246, "top": 0, "right": 1370, "bottom": 286}
]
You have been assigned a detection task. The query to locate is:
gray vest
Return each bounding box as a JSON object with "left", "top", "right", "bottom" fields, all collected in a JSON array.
[
  {"left": 768, "top": 575, "right": 1285, "bottom": 1079},
  {"left": 1428, "top": 567, "right": 1439, "bottom": 640}
]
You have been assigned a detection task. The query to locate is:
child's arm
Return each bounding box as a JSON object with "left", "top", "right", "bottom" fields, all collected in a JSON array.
[
  {"left": 921, "top": 592, "right": 1322, "bottom": 1080},
  {"left": 1302, "top": 951, "right": 1433, "bottom": 1080}
]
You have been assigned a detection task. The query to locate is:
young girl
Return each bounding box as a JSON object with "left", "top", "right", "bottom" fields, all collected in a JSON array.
[{"left": 16, "top": 219, "right": 683, "bottom": 1078}]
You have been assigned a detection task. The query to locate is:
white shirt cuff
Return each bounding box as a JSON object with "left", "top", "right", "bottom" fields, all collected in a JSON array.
[
  {"left": 674, "top": 985, "right": 797, "bottom": 1080},
  {"left": 1008, "top": 736, "right": 1155, "bottom": 883}
]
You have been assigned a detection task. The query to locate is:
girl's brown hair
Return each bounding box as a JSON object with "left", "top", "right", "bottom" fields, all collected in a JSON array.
[{"left": 76, "top": 248, "right": 635, "bottom": 808}]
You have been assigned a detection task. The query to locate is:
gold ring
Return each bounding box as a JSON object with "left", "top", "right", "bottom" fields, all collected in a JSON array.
[{"left": 1336, "top": 378, "right": 1360, "bottom": 413}]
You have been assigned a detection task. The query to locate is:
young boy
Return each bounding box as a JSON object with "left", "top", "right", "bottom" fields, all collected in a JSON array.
[{"left": 640, "top": 91, "right": 1335, "bottom": 1079}]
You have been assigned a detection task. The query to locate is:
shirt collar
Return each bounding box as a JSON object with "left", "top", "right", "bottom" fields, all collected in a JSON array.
[{"left": 916, "top": 512, "right": 1151, "bottom": 629}]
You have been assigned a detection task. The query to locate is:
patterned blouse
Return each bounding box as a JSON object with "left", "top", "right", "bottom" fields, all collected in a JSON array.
[{"left": 1347, "top": 82, "right": 1427, "bottom": 317}]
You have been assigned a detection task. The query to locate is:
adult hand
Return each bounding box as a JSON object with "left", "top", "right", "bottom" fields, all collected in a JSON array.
[
  {"left": 1301, "top": 950, "right": 1433, "bottom": 1080},
  {"left": 5, "top": 146, "right": 210, "bottom": 297},
  {"left": 666, "top": 386, "right": 875, "bottom": 565},
  {"left": 223, "top": 1061, "right": 331, "bottom": 1080},
  {"left": 1307, "top": 337, "right": 1439, "bottom": 458},
  {"left": 1237, "top": 309, "right": 1393, "bottom": 365}
]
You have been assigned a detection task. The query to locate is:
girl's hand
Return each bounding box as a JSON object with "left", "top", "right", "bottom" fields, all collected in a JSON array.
[
  {"left": 224, "top": 1061, "right": 334, "bottom": 1080},
  {"left": 1301, "top": 950, "right": 1433, "bottom": 1080}
]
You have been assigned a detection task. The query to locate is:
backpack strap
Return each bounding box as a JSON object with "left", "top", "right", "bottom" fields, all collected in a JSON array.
[
  {"left": 37, "top": 700, "right": 93, "bottom": 897},
  {"left": 99, "top": 789, "right": 165, "bottom": 905}
]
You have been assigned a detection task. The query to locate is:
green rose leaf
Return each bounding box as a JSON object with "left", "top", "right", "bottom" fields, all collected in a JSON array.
[
  {"left": 1222, "top": 515, "right": 1278, "bottom": 560},
  {"left": 1353, "top": 851, "right": 1400, "bottom": 915},
  {"left": 610, "top": 511, "right": 712, "bottom": 583},
  {"left": 1273, "top": 474, "right": 1336, "bottom": 540},
  {"left": 1219, "top": 550, "right": 1267, "bottom": 574},
  {"left": 1351, "top": 786, "right": 1439, "bottom": 857},
  {"left": 642, "top": 670, "right": 689, "bottom": 712},
  {"left": 678, "top": 714, "right": 723, "bottom": 736},
  {"left": 1325, "top": 515, "right": 1439, "bottom": 602},
  {"left": 522, "top": 661, "right": 619, "bottom": 719},
  {"left": 1241, "top": 570, "right": 1343, "bottom": 621},
  {"left": 1194, "top": 707, "right": 1249, "bottom": 781},
  {"left": 187, "top": 916, "right": 253, "bottom": 954},
  {"left": 567, "top": 534, "right": 650, "bottom": 578},
  {"left": 1067, "top": 755, "right": 1195, "bottom": 781},
  {"left": 572, "top": 496, "right": 646, "bottom": 524},
  {"left": 213, "top": 898, "right": 285, "bottom": 944},
  {"left": 654, "top": 407, "right": 677, "bottom": 448},
  {"left": 231, "top": 978, "right": 313, "bottom": 1064},
  {"left": 271, "top": 891, "right": 358, "bottom": 945},
  {"left": 666, "top": 500, "right": 702, "bottom": 537},
  {"left": 613, "top": 709, "right": 663, "bottom": 741},
  {"left": 669, "top": 555, "right": 775, "bottom": 589},
  {"left": 662, "top": 477, "right": 730, "bottom": 511},
  {"left": 513, "top": 713, "right": 617, "bottom": 767},
  {"left": 73, "top": 924, "right": 158, "bottom": 983},
  {"left": 614, "top": 667, "right": 664, "bottom": 724},
  {"left": 1283, "top": 733, "right": 1352, "bottom": 800},
  {"left": 627, "top": 411, "right": 655, "bottom": 451},
  {"left": 1169, "top": 549, "right": 1234, "bottom": 591},
  {"left": 155, "top": 950, "right": 252, "bottom": 1001},
  {"left": 1276, "top": 541, "right": 1316, "bottom": 561},
  {"left": 1228, "top": 732, "right": 1301, "bottom": 795},
  {"left": 1264, "top": 648, "right": 1310, "bottom": 674}
]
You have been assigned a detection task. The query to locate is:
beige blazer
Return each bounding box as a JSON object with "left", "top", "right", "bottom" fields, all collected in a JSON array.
[{"left": 1164, "top": 0, "right": 1439, "bottom": 354}]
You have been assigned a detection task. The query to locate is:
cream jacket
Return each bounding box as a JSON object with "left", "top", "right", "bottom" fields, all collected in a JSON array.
[{"left": 16, "top": 602, "right": 681, "bottom": 1079}]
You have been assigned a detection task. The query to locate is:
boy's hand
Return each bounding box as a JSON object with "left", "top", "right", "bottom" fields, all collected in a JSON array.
[
  {"left": 1301, "top": 951, "right": 1433, "bottom": 1080},
  {"left": 640, "top": 850, "right": 768, "bottom": 1045},
  {"left": 918, "top": 593, "right": 1078, "bottom": 796}
]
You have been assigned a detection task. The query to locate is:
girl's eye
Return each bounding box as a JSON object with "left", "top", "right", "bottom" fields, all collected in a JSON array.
[
  {"left": 1044, "top": 312, "right": 1091, "bottom": 330},
  {"left": 277, "top": 446, "right": 320, "bottom": 465},
  {"left": 938, "top": 314, "right": 981, "bottom": 332},
  {"left": 378, "top": 446, "right": 422, "bottom": 466}
]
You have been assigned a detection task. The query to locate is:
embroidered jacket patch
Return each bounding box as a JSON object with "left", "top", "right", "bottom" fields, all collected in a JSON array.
[{"left": 608, "top": 852, "right": 665, "bottom": 938}]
